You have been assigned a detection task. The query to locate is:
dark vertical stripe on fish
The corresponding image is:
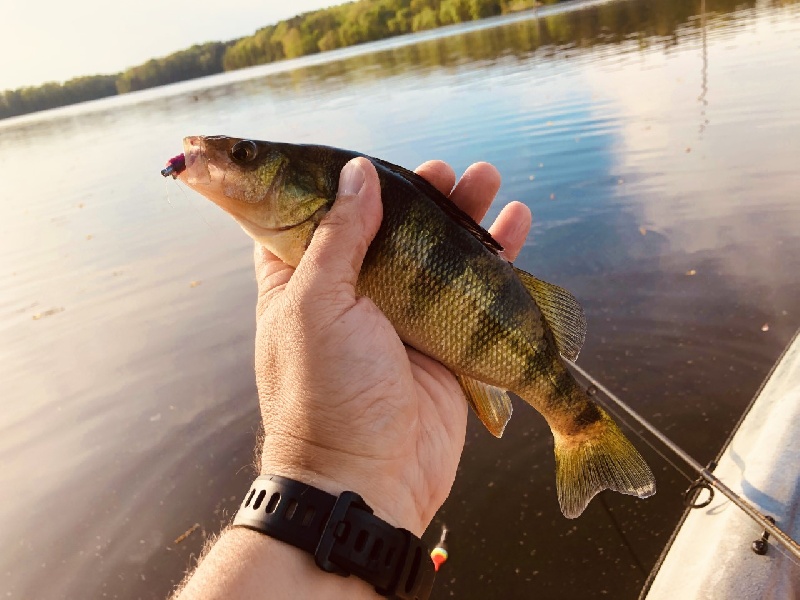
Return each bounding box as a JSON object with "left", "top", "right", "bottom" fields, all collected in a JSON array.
[
  {"left": 404, "top": 231, "right": 468, "bottom": 324},
  {"left": 463, "top": 273, "right": 522, "bottom": 369},
  {"left": 525, "top": 345, "right": 572, "bottom": 405},
  {"left": 574, "top": 402, "right": 603, "bottom": 427}
]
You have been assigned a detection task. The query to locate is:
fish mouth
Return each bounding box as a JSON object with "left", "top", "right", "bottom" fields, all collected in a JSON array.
[
  {"left": 181, "top": 136, "right": 212, "bottom": 185},
  {"left": 177, "top": 135, "right": 327, "bottom": 246}
]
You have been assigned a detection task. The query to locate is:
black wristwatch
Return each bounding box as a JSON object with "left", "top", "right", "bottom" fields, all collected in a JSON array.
[{"left": 233, "top": 475, "right": 435, "bottom": 599}]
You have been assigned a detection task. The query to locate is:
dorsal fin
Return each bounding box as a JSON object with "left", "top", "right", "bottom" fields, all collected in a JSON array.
[
  {"left": 513, "top": 267, "right": 587, "bottom": 361},
  {"left": 371, "top": 156, "right": 504, "bottom": 256}
]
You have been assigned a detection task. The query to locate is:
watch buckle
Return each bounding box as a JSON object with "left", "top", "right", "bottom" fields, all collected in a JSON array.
[{"left": 314, "top": 490, "right": 372, "bottom": 575}]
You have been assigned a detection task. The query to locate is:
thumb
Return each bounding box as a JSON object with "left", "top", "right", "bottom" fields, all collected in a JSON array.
[{"left": 292, "top": 156, "right": 383, "bottom": 302}]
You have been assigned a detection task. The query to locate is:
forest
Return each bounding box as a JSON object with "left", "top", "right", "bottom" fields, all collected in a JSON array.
[{"left": 0, "top": 0, "right": 547, "bottom": 120}]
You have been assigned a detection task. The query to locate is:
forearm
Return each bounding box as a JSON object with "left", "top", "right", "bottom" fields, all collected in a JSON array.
[
  {"left": 175, "top": 526, "right": 380, "bottom": 600},
  {"left": 173, "top": 428, "right": 432, "bottom": 599}
]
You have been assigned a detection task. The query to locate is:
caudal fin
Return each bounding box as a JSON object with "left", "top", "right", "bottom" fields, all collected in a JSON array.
[{"left": 553, "top": 409, "right": 655, "bottom": 518}]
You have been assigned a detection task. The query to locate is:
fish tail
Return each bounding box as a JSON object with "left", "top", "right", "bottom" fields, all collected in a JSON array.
[{"left": 551, "top": 403, "right": 656, "bottom": 518}]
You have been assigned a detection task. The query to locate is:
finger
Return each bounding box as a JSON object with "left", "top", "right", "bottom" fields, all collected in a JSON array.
[
  {"left": 449, "top": 162, "right": 501, "bottom": 223},
  {"left": 254, "top": 243, "right": 291, "bottom": 286},
  {"left": 414, "top": 160, "right": 456, "bottom": 197},
  {"left": 254, "top": 244, "right": 295, "bottom": 318},
  {"left": 487, "top": 201, "right": 531, "bottom": 262},
  {"left": 292, "top": 157, "right": 382, "bottom": 303}
]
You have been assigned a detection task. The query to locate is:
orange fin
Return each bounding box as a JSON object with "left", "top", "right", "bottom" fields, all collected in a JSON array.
[{"left": 457, "top": 375, "right": 513, "bottom": 438}]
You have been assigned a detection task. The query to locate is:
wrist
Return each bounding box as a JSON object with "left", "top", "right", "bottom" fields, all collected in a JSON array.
[
  {"left": 231, "top": 474, "right": 436, "bottom": 599},
  {"left": 176, "top": 526, "right": 380, "bottom": 599},
  {"left": 260, "top": 433, "right": 427, "bottom": 536}
]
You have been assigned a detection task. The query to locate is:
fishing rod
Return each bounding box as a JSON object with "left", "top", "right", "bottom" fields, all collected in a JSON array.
[{"left": 568, "top": 361, "right": 800, "bottom": 563}]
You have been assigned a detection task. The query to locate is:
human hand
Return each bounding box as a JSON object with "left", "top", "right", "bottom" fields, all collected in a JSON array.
[{"left": 253, "top": 157, "right": 531, "bottom": 536}]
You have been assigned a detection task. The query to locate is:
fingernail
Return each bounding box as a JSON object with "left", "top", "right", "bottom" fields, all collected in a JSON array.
[{"left": 339, "top": 159, "right": 366, "bottom": 197}]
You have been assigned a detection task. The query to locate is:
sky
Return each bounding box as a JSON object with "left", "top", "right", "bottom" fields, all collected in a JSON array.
[{"left": 0, "top": 0, "right": 346, "bottom": 91}]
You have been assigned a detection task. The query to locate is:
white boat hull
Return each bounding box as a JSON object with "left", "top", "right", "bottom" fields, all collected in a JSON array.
[{"left": 642, "top": 330, "right": 800, "bottom": 599}]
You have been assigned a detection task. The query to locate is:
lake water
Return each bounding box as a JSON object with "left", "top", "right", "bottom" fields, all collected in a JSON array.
[{"left": 2, "top": 0, "right": 799, "bottom": 598}]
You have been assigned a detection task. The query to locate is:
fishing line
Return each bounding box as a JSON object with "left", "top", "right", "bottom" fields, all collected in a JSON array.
[
  {"left": 163, "top": 178, "right": 174, "bottom": 206},
  {"left": 569, "top": 361, "right": 800, "bottom": 563},
  {"left": 161, "top": 155, "right": 215, "bottom": 230},
  {"left": 168, "top": 181, "right": 215, "bottom": 231},
  {"left": 598, "top": 495, "right": 648, "bottom": 576},
  {"left": 585, "top": 381, "right": 695, "bottom": 484}
]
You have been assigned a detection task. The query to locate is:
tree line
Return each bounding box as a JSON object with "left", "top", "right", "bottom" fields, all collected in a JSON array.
[{"left": 0, "top": 0, "right": 548, "bottom": 120}]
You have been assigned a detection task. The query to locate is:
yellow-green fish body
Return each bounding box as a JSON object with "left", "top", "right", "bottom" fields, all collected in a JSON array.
[{"left": 176, "top": 135, "right": 655, "bottom": 518}]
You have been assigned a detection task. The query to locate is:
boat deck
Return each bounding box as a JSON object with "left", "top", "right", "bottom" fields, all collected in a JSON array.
[{"left": 642, "top": 330, "right": 800, "bottom": 599}]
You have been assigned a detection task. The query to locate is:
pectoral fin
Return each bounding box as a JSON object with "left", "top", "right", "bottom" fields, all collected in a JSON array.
[
  {"left": 513, "top": 267, "right": 587, "bottom": 361},
  {"left": 457, "top": 375, "right": 513, "bottom": 438}
]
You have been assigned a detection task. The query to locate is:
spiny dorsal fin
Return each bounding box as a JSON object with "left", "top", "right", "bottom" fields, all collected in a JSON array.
[
  {"left": 457, "top": 375, "right": 513, "bottom": 438},
  {"left": 513, "top": 267, "right": 587, "bottom": 361},
  {"left": 371, "top": 157, "right": 504, "bottom": 256}
]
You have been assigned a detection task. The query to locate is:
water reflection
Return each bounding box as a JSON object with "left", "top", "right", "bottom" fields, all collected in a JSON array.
[
  {"left": 1, "top": 0, "right": 799, "bottom": 598},
  {"left": 223, "top": 0, "right": 758, "bottom": 97}
]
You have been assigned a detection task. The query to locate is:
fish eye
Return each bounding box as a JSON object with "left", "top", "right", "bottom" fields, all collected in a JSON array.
[{"left": 230, "top": 140, "right": 258, "bottom": 164}]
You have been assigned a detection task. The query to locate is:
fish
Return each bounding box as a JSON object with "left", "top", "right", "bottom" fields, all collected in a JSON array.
[{"left": 168, "top": 135, "right": 655, "bottom": 518}]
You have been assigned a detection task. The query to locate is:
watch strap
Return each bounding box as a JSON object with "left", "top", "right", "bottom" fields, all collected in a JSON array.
[{"left": 233, "top": 475, "right": 435, "bottom": 600}]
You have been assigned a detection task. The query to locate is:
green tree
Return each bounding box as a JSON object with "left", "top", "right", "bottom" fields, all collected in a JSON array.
[
  {"left": 388, "top": 8, "right": 414, "bottom": 33},
  {"left": 412, "top": 7, "right": 440, "bottom": 31},
  {"left": 0, "top": 73, "right": 118, "bottom": 119},
  {"left": 440, "top": 0, "right": 471, "bottom": 25},
  {"left": 470, "top": 0, "right": 502, "bottom": 19},
  {"left": 116, "top": 42, "right": 228, "bottom": 94},
  {"left": 318, "top": 30, "right": 341, "bottom": 52},
  {"left": 281, "top": 27, "right": 307, "bottom": 58},
  {"left": 224, "top": 25, "right": 284, "bottom": 71},
  {"left": 2, "top": 0, "right": 742, "bottom": 120}
]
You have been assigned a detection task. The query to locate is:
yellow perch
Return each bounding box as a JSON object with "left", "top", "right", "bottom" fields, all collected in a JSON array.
[{"left": 172, "top": 135, "right": 656, "bottom": 518}]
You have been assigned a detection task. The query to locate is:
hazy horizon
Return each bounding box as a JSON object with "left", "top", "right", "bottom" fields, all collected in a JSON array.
[{"left": 0, "top": 0, "right": 347, "bottom": 91}]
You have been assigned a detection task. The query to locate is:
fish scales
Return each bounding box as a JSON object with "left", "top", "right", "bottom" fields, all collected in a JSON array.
[
  {"left": 172, "top": 135, "right": 656, "bottom": 518},
  {"left": 360, "top": 174, "right": 546, "bottom": 392}
]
